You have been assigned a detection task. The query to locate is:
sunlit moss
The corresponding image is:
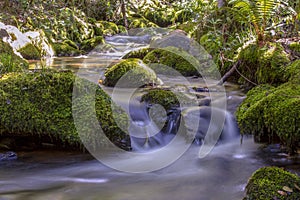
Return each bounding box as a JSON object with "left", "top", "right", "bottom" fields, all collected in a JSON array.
[
  {"left": 103, "top": 58, "right": 158, "bottom": 87},
  {"left": 18, "top": 43, "right": 41, "bottom": 60},
  {"left": 143, "top": 46, "right": 200, "bottom": 76},
  {"left": 0, "top": 39, "right": 28, "bottom": 74},
  {"left": 244, "top": 167, "right": 300, "bottom": 200},
  {"left": 122, "top": 48, "right": 154, "bottom": 59},
  {"left": 52, "top": 42, "right": 82, "bottom": 56},
  {"left": 236, "top": 82, "right": 300, "bottom": 153},
  {"left": 237, "top": 42, "right": 290, "bottom": 86},
  {"left": 81, "top": 36, "right": 105, "bottom": 51},
  {"left": 0, "top": 71, "right": 130, "bottom": 150}
]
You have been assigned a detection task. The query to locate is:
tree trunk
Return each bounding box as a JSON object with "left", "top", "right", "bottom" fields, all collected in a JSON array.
[{"left": 120, "top": 0, "right": 128, "bottom": 28}]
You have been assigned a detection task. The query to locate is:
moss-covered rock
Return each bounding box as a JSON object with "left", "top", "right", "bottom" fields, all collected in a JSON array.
[
  {"left": 237, "top": 42, "right": 290, "bottom": 86},
  {"left": 284, "top": 60, "right": 300, "bottom": 82},
  {"left": 141, "top": 89, "right": 180, "bottom": 110},
  {"left": 143, "top": 46, "right": 200, "bottom": 76},
  {"left": 244, "top": 167, "right": 300, "bottom": 200},
  {"left": 98, "top": 21, "right": 119, "bottom": 36},
  {"left": 289, "top": 42, "right": 300, "bottom": 54},
  {"left": 103, "top": 58, "right": 159, "bottom": 87},
  {"left": 81, "top": 36, "right": 105, "bottom": 51},
  {"left": 236, "top": 82, "right": 300, "bottom": 153},
  {"left": 52, "top": 42, "right": 82, "bottom": 56},
  {"left": 18, "top": 43, "right": 41, "bottom": 60},
  {"left": 0, "top": 71, "right": 130, "bottom": 150},
  {"left": 122, "top": 48, "right": 154, "bottom": 59},
  {"left": 0, "top": 39, "right": 28, "bottom": 74}
]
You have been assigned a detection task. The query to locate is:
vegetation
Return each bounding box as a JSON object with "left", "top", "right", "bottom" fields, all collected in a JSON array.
[
  {"left": 143, "top": 46, "right": 201, "bottom": 76},
  {"left": 0, "top": 70, "right": 130, "bottom": 150},
  {"left": 0, "top": 39, "right": 28, "bottom": 75},
  {"left": 141, "top": 89, "right": 180, "bottom": 110},
  {"left": 18, "top": 43, "right": 41, "bottom": 60},
  {"left": 244, "top": 167, "right": 300, "bottom": 200},
  {"left": 0, "top": 1, "right": 298, "bottom": 198},
  {"left": 236, "top": 42, "right": 290, "bottom": 86},
  {"left": 236, "top": 82, "right": 300, "bottom": 153},
  {"left": 103, "top": 58, "right": 159, "bottom": 87}
]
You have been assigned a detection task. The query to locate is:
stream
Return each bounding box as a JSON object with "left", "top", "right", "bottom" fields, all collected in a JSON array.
[{"left": 1, "top": 29, "right": 299, "bottom": 200}]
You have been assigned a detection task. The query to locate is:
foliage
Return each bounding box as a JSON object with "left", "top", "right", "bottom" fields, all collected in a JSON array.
[
  {"left": 236, "top": 82, "right": 300, "bottom": 153},
  {"left": 0, "top": 40, "right": 28, "bottom": 75},
  {"left": 0, "top": 71, "right": 130, "bottom": 150},
  {"left": 229, "top": 0, "right": 298, "bottom": 43},
  {"left": 236, "top": 42, "right": 290, "bottom": 86},
  {"left": 52, "top": 42, "right": 82, "bottom": 57},
  {"left": 122, "top": 48, "right": 154, "bottom": 59},
  {"left": 141, "top": 89, "right": 180, "bottom": 110},
  {"left": 103, "top": 58, "right": 158, "bottom": 87},
  {"left": 18, "top": 43, "right": 41, "bottom": 60},
  {"left": 143, "top": 46, "right": 200, "bottom": 76},
  {"left": 244, "top": 167, "right": 300, "bottom": 200},
  {"left": 81, "top": 36, "right": 105, "bottom": 51}
]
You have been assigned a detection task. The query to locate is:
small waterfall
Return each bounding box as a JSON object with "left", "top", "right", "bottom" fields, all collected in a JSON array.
[
  {"left": 182, "top": 106, "right": 240, "bottom": 146},
  {"left": 127, "top": 98, "right": 179, "bottom": 151}
]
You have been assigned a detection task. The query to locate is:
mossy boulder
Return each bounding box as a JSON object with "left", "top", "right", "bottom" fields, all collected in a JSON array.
[
  {"left": 81, "top": 36, "right": 105, "bottom": 51},
  {"left": 237, "top": 42, "right": 290, "bottom": 86},
  {"left": 18, "top": 43, "right": 41, "bottom": 60},
  {"left": 52, "top": 42, "right": 82, "bottom": 56},
  {"left": 99, "top": 21, "right": 119, "bottom": 36},
  {"left": 0, "top": 71, "right": 130, "bottom": 150},
  {"left": 244, "top": 167, "right": 300, "bottom": 200},
  {"left": 141, "top": 89, "right": 180, "bottom": 110},
  {"left": 289, "top": 42, "right": 300, "bottom": 54},
  {"left": 236, "top": 82, "right": 300, "bottom": 153},
  {"left": 143, "top": 46, "right": 200, "bottom": 76},
  {"left": 122, "top": 48, "right": 154, "bottom": 59},
  {"left": 103, "top": 58, "right": 159, "bottom": 88},
  {"left": 0, "top": 39, "right": 28, "bottom": 75},
  {"left": 141, "top": 89, "right": 195, "bottom": 110},
  {"left": 284, "top": 60, "right": 300, "bottom": 82}
]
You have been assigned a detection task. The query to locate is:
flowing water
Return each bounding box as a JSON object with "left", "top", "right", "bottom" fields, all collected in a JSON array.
[{"left": 1, "top": 30, "right": 299, "bottom": 200}]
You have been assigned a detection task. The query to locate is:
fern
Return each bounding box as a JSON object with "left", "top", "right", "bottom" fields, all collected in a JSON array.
[{"left": 229, "top": 0, "right": 279, "bottom": 43}]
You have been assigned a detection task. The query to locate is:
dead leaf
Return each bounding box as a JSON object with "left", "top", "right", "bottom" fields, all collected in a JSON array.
[
  {"left": 294, "top": 184, "right": 300, "bottom": 191},
  {"left": 283, "top": 186, "right": 293, "bottom": 193}
]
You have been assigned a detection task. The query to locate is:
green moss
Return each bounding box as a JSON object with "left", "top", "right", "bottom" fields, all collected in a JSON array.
[
  {"left": 122, "top": 48, "right": 154, "bottom": 59},
  {"left": 128, "top": 17, "right": 159, "bottom": 29},
  {"left": 143, "top": 46, "right": 200, "bottom": 76},
  {"left": 289, "top": 42, "right": 300, "bottom": 54},
  {"left": 81, "top": 36, "right": 105, "bottom": 51},
  {"left": 237, "top": 42, "right": 290, "bottom": 86},
  {"left": 144, "top": 9, "right": 172, "bottom": 27},
  {"left": 52, "top": 42, "right": 82, "bottom": 56},
  {"left": 0, "top": 71, "right": 130, "bottom": 150},
  {"left": 18, "top": 43, "right": 41, "bottom": 60},
  {"left": 63, "top": 39, "right": 78, "bottom": 50},
  {"left": 0, "top": 39, "right": 28, "bottom": 74},
  {"left": 244, "top": 167, "right": 300, "bottom": 200},
  {"left": 284, "top": 60, "right": 300, "bottom": 82},
  {"left": 236, "top": 82, "right": 300, "bottom": 153},
  {"left": 99, "top": 21, "right": 119, "bottom": 36},
  {"left": 141, "top": 89, "right": 180, "bottom": 110},
  {"left": 103, "top": 58, "right": 158, "bottom": 87}
]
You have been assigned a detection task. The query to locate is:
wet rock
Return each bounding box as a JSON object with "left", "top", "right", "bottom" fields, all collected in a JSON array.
[{"left": 0, "top": 151, "right": 17, "bottom": 161}]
